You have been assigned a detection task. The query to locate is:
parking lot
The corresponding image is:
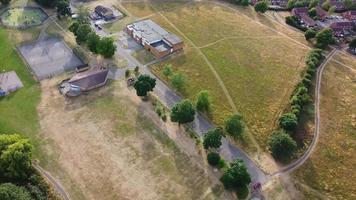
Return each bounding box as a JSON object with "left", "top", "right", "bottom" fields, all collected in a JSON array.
[{"left": 18, "top": 37, "right": 84, "bottom": 80}]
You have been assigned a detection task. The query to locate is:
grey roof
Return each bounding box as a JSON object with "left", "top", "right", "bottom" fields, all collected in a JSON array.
[
  {"left": 151, "top": 41, "right": 170, "bottom": 52},
  {"left": 127, "top": 19, "right": 170, "bottom": 44},
  {"left": 164, "top": 34, "right": 182, "bottom": 45},
  {"left": 69, "top": 69, "right": 108, "bottom": 90},
  {"left": 0, "top": 71, "right": 23, "bottom": 93}
]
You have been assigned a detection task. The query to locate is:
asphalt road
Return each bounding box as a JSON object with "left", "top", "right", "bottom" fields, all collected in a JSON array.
[{"left": 115, "top": 33, "right": 268, "bottom": 184}]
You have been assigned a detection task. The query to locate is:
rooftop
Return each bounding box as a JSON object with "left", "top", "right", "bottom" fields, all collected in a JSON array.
[
  {"left": 127, "top": 19, "right": 172, "bottom": 44},
  {"left": 69, "top": 69, "right": 109, "bottom": 90},
  {"left": 0, "top": 71, "right": 23, "bottom": 94}
]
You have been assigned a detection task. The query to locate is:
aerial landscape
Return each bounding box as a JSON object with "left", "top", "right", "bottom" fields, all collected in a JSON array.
[{"left": 0, "top": 0, "right": 355, "bottom": 199}]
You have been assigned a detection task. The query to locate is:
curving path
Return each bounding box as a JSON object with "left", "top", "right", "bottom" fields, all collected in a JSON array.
[
  {"left": 275, "top": 49, "right": 337, "bottom": 175},
  {"left": 33, "top": 163, "right": 70, "bottom": 200}
]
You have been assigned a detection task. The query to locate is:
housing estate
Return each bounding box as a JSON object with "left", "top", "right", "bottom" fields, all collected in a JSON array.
[
  {"left": 0, "top": 71, "right": 23, "bottom": 96},
  {"left": 60, "top": 68, "right": 109, "bottom": 96},
  {"left": 126, "top": 19, "right": 184, "bottom": 58},
  {"left": 292, "top": 7, "right": 317, "bottom": 27}
]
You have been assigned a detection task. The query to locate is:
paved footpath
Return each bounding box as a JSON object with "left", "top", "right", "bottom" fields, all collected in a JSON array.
[{"left": 114, "top": 33, "right": 268, "bottom": 184}]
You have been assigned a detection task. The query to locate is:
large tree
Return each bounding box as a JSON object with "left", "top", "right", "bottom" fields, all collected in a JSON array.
[
  {"left": 224, "top": 114, "right": 245, "bottom": 139},
  {"left": 56, "top": 0, "right": 71, "bottom": 16},
  {"left": 75, "top": 24, "right": 92, "bottom": 44},
  {"left": 305, "top": 29, "right": 316, "bottom": 40},
  {"left": 0, "top": 134, "right": 33, "bottom": 181},
  {"left": 0, "top": 183, "right": 32, "bottom": 200},
  {"left": 86, "top": 32, "right": 100, "bottom": 54},
  {"left": 171, "top": 72, "right": 186, "bottom": 91},
  {"left": 279, "top": 112, "right": 298, "bottom": 131},
  {"left": 268, "top": 131, "right": 297, "bottom": 160},
  {"left": 316, "top": 28, "right": 334, "bottom": 49},
  {"left": 133, "top": 75, "right": 156, "bottom": 97},
  {"left": 97, "top": 37, "right": 116, "bottom": 58},
  {"left": 254, "top": 1, "right": 268, "bottom": 13},
  {"left": 170, "top": 99, "right": 196, "bottom": 125},
  {"left": 35, "top": 0, "right": 57, "bottom": 7},
  {"left": 196, "top": 90, "right": 212, "bottom": 112},
  {"left": 220, "top": 159, "right": 251, "bottom": 189},
  {"left": 203, "top": 127, "right": 224, "bottom": 149}
]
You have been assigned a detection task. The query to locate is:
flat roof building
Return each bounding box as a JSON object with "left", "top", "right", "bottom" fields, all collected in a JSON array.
[{"left": 126, "top": 19, "right": 184, "bottom": 58}]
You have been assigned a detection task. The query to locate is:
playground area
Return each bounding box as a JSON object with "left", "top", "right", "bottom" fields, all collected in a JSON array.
[
  {"left": 0, "top": 7, "right": 48, "bottom": 28},
  {"left": 18, "top": 37, "right": 84, "bottom": 80}
]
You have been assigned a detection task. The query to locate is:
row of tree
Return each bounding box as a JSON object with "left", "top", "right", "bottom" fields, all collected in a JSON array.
[
  {"left": 132, "top": 71, "right": 251, "bottom": 196},
  {"left": 0, "top": 134, "right": 56, "bottom": 200},
  {"left": 268, "top": 48, "right": 324, "bottom": 161},
  {"left": 305, "top": 28, "right": 335, "bottom": 49},
  {"left": 69, "top": 20, "right": 116, "bottom": 58}
]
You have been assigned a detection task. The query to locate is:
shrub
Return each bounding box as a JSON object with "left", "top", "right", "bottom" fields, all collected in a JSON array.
[
  {"left": 254, "top": 1, "right": 268, "bottom": 13},
  {"left": 207, "top": 152, "right": 220, "bottom": 166}
]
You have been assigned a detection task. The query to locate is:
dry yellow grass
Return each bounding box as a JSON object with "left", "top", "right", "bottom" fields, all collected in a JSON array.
[
  {"left": 293, "top": 58, "right": 356, "bottom": 200},
  {"left": 144, "top": 2, "right": 309, "bottom": 149},
  {"left": 38, "top": 79, "right": 227, "bottom": 200}
]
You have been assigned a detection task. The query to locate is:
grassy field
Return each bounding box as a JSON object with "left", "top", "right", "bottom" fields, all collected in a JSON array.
[
  {"left": 38, "top": 78, "right": 228, "bottom": 200},
  {"left": 122, "top": 2, "right": 310, "bottom": 149},
  {"left": 0, "top": 28, "right": 42, "bottom": 157},
  {"left": 293, "top": 57, "right": 356, "bottom": 200}
]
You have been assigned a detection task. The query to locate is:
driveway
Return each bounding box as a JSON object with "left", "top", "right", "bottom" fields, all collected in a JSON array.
[{"left": 114, "top": 32, "right": 268, "bottom": 184}]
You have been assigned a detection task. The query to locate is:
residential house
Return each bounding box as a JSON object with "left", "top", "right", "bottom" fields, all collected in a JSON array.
[
  {"left": 330, "top": 21, "right": 355, "bottom": 31},
  {"left": 292, "top": 7, "right": 317, "bottom": 27},
  {"left": 126, "top": 19, "right": 184, "bottom": 58},
  {"left": 316, "top": 6, "right": 328, "bottom": 20},
  {"left": 342, "top": 10, "right": 356, "bottom": 21}
]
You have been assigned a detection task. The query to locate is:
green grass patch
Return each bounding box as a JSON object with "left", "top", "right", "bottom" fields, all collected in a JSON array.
[
  {"left": 0, "top": 28, "right": 42, "bottom": 158},
  {"left": 132, "top": 48, "right": 155, "bottom": 64}
]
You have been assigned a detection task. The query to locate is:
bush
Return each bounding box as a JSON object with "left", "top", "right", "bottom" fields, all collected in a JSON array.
[
  {"left": 225, "top": 114, "right": 245, "bottom": 139},
  {"left": 254, "top": 1, "right": 268, "bottom": 13},
  {"left": 161, "top": 114, "right": 167, "bottom": 122},
  {"left": 207, "top": 152, "right": 220, "bottom": 166},
  {"left": 125, "top": 69, "right": 130, "bottom": 78},
  {"left": 0, "top": 183, "right": 32, "bottom": 200}
]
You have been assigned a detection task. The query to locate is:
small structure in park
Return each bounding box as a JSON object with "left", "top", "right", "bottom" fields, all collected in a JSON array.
[
  {"left": 90, "top": 5, "right": 123, "bottom": 21},
  {"left": 0, "top": 71, "right": 23, "bottom": 96},
  {"left": 59, "top": 67, "right": 109, "bottom": 97},
  {"left": 126, "top": 19, "right": 184, "bottom": 58}
]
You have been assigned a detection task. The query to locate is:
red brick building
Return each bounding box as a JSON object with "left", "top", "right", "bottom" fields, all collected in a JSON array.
[{"left": 126, "top": 20, "right": 184, "bottom": 58}]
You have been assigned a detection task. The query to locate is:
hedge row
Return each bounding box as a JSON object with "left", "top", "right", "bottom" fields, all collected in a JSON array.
[{"left": 279, "top": 48, "right": 324, "bottom": 132}]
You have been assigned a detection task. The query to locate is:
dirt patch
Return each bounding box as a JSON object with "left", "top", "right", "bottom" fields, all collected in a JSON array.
[{"left": 37, "top": 77, "right": 229, "bottom": 200}]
